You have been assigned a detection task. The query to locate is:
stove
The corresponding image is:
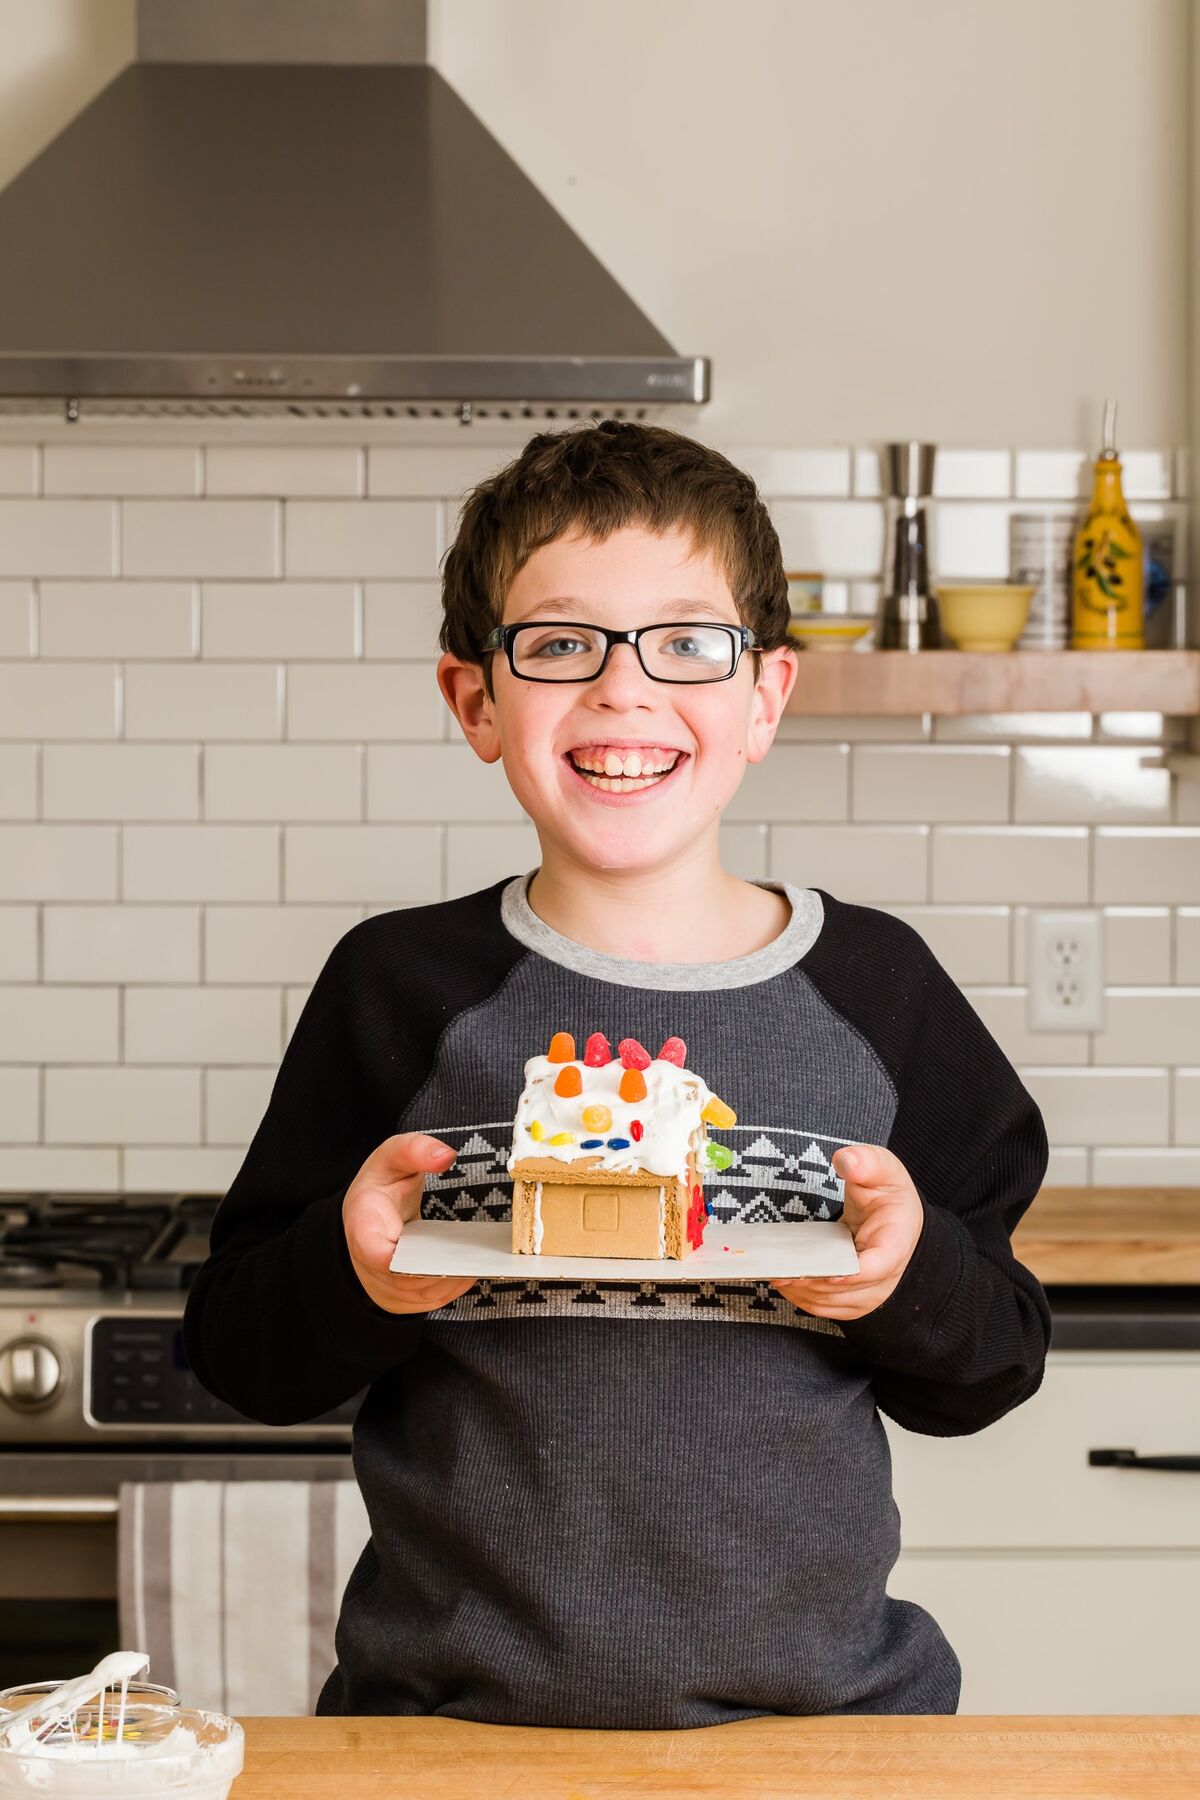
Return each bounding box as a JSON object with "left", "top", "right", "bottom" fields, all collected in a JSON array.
[{"left": 0, "top": 1193, "right": 357, "bottom": 1445}]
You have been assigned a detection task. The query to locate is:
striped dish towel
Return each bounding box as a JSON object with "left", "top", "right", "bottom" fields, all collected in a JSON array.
[{"left": 117, "top": 1480, "right": 369, "bottom": 1716}]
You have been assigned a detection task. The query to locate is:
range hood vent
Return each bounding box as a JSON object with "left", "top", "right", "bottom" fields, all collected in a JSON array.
[{"left": 0, "top": 1, "right": 709, "bottom": 422}]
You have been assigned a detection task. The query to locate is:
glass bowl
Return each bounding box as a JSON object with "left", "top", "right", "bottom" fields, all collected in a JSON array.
[
  {"left": 0, "top": 1701, "right": 243, "bottom": 1798},
  {"left": 0, "top": 1682, "right": 180, "bottom": 1714}
]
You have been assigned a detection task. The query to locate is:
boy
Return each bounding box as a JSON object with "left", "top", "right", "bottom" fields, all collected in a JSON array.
[{"left": 183, "top": 421, "right": 1051, "bottom": 1726}]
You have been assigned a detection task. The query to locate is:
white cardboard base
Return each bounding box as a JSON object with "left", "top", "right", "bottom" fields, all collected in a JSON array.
[{"left": 389, "top": 1218, "right": 859, "bottom": 1282}]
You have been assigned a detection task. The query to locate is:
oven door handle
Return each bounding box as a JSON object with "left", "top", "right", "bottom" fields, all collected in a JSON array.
[{"left": 0, "top": 1496, "right": 118, "bottom": 1523}]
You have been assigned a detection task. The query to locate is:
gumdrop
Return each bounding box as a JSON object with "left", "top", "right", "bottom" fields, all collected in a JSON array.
[
  {"left": 630, "top": 1119, "right": 644, "bottom": 1141},
  {"left": 619, "top": 1067, "right": 647, "bottom": 1103},
  {"left": 705, "top": 1141, "right": 734, "bottom": 1171},
  {"left": 657, "top": 1036, "right": 687, "bottom": 1066},
  {"left": 547, "top": 1031, "right": 575, "bottom": 1063},
  {"left": 618, "top": 1037, "right": 651, "bottom": 1070},
  {"left": 701, "top": 1094, "right": 737, "bottom": 1129},
  {"left": 584, "top": 1032, "right": 611, "bottom": 1067},
  {"left": 554, "top": 1065, "right": 583, "bottom": 1097},
  {"left": 582, "top": 1103, "right": 612, "bottom": 1133}
]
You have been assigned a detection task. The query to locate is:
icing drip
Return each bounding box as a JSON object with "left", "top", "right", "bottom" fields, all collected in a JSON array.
[{"left": 508, "top": 1053, "right": 716, "bottom": 1179}]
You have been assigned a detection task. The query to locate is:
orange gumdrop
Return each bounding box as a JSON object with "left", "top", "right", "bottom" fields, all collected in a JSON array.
[
  {"left": 547, "top": 1032, "right": 576, "bottom": 1063},
  {"left": 619, "top": 1067, "right": 647, "bottom": 1104},
  {"left": 554, "top": 1064, "right": 583, "bottom": 1097}
]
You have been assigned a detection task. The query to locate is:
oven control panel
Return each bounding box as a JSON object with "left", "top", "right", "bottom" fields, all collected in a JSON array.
[{"left": 87, "top": 1316, "right": 359, "bottom": 1431}]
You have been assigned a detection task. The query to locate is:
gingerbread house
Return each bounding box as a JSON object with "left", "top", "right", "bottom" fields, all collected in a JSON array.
[{"left": 508, "top": 1031, "right": 737, "bottom": 1260}]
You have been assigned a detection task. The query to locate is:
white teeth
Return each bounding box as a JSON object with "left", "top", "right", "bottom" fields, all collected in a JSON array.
[{"left": 569, "top": 748, "right": 679, "bottom": 778}]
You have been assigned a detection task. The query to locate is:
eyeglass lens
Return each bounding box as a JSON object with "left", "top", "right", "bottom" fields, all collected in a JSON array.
[{"left": 511, "top": 624, "right": 736, "bottom": 682}]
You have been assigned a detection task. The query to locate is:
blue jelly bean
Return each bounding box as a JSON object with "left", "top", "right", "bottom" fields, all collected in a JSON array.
[
  {"left": 606, "top": 1136, "right": 630, "bottom": 1150},
  {"left": 704, "top": 1200, "right": 714, "bottom": 1215},
  {"left": 580, "top": 1138, "right": 604, "bottom": 1149}
]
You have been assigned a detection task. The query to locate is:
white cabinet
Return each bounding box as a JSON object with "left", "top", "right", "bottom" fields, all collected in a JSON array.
[{"left": 882, "top": 1350, "right": 1200, "bottom": 1714}]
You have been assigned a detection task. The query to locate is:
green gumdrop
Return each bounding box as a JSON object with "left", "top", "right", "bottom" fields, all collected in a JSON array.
[{"left": 705, "top": 1141, "right": 734, "bottom": 1170}]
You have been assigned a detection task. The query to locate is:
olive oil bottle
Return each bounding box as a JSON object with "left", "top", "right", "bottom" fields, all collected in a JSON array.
[{"left": 1071, "top": 399, "right": 1144, "bottom": 648}]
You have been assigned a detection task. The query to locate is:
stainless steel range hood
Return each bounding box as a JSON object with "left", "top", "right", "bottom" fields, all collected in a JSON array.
[{"left": 0, "top": 0, "right": 709, "bottom": 422}]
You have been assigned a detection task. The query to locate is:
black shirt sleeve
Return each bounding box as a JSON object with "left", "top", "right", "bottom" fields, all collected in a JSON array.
[
  {"left": 181, "top": 921, "right": 426, "bottom": 1426},
  {"left": 804, "top": 894, "right": 1053, "bottom": 1437}
]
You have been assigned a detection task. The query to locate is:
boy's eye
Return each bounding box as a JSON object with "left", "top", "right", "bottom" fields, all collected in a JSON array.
[{"left": 532, "top": 634, "right": 590, "bottom": 657}]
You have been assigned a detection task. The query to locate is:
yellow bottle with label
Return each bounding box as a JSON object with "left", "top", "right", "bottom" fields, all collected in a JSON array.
[{"left": 1071, "top": 399, "right": 1143, "bottom": 648}]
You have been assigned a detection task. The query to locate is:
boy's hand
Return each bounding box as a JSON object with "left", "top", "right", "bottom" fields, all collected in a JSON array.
[
  {"left": 342, "top": 1132, "right": 477, "bottom": 1315},
  {"left": 770, "top": 1143, "right": 925, "bottom": 1321}
]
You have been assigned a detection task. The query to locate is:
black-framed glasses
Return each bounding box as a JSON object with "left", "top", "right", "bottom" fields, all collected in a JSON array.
[{"left": 477, "top": 620, "right": 763, "bottom": 684}]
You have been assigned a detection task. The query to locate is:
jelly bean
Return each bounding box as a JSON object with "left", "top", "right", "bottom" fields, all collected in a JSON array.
[
  {"left": 547, "top": 1032, "right": 575, "bottom": 1063},
  {"left": 705, "top": 1141, "right": 734, "bottom": 1170},
  {"left": 701, "top": 1095, "right": 737, "bottom": 1129},
  {"left": 606, "top": 1137, "right": 630, "bottom": 1150},
  {"left": 619, "top": 1067, "right": 647, "bottom": 1103},
  {"left": 584, "top": 1032, "right": 611, "bottom": 1067},
  {"left": 630, "top": 1119, "right": 644, "bottom": 1141},
  {"left": 657, "top": 1036, "right": 687, "bottom": 1066},
  {"left": 554, "top": 1065, "right": 583, "bottom": 1097},
  {"left": 618, "top": 1037, "right": 651, "bottom": 1070},
  {"left": 705, "top": 1199, "right": 714, "bottom": 1216},
  {"left": 580, "top": 1138, "right": 604, "bottom": 1149},
  {"left": 581, "top": 1103, "right": 612, "bottom": 1132},
  {"left": 548, "top": 1131, "right": 574, "bottom": 1145},
  {"left": 529, "top": 1119, "right": 545, "bottom": 1141}
]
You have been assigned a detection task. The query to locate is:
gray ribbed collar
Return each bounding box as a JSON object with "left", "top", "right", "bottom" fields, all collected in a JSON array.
[{"left": 500, "top": 869, "right": 823, "bottom": 990}]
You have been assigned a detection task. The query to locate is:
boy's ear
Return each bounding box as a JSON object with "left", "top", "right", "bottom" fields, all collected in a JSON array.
[
  {"left": 745, "top": 645, "right": 800, "bottom": 764},
  {"left": 436, "top": 652, "right": 503, "bottom": 762}
]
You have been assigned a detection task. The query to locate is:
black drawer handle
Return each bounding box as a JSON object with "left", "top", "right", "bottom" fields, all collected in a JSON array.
[{"left": 1089, "top": 1447, "right": 1200, "bottom": 1472}]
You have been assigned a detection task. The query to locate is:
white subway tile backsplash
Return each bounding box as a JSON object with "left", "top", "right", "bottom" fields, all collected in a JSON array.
[
  {"left": 726, "top": 448, "right": 851, "bottom": 499},
  {"left": 368, "top": 444, "right": 522, "bottom": 500},
  {"left": 706, "top": 746, "right": 851, "bottom": 824},
  {"left": 0, "top": 1068, "right": 38, "bottom": 1142},
  {"left": 0, "top": 987, "right": 119, "bottom": 1063},
  {"left": 0, "top": 746, "right": 37, "bottom": 819},
  {"left": 1013, "top": 747, "right": 1172, "bottom": 824},
  {"left": 963, "top": 987, "right": 1089, "bottom": 1064},
  {"left": 287, "top": 663, "right": 442, "bottom": 740},
  {"left": 445, "top": 824, "right": 542, "bottom": 897},
  {"left": 772, "top": 825, "right": 929, "bottom": 902},
  {"left": 853, "top": 744, "right": 1010, "bottom": 822},
  {"left": 0, "top": 583, "right": 35, "bottom": 656},
  {"left": 1120, "top": 451, "right": 1174, "bottom": 501},
  {"left": 931, "top": 826, "right": 1088, "bottom": 902},
  {"left": 0, "top": 447, "right": 37, "bottom": 496},
  {"left": 0, "top": 908, "right": 38, "bottom": 980},
  {"left": 1043, "top": 1146, "right": 1090, "bottom": 1184},
  {"left": 43, "top": 744, "right": 200, "bottom": 820},
  {"left": 1177, "top": 909, "right": 1200, "bottom": 982},
  {"left": 1092, "top": 989, "right": 1200, "bottom": 1064},
  {"left": 124, "top": 987, "right": 281, "bottom": 1064},
  {"left": 284, "top": 825, "right": 442, "bottom": 903},
  {"left": 368, "top": 745, "right": 529, "bottom": 822},
  {"left": 1014, "top": 451, "right": 1088, "bottom": 500},
  {"left": 1022, "top": 1066, "right": 1169, "bottom": 1144},
  {"left": 1092, "top": 1147, "right": 1200, "bottom": 1184},
  {"left": 1101, "top": 908, "right": 1173, "bottom": 984},
  {"left": 39, "top": 582, "right": 197, "bottom": 659},
  {"left": 0, "top": 1147, "right": 121, "bottom": 1188},
  {"left": 44, "top": 445, "right": 201, "bottom": 497},
  {"left": 123, "top": 825, "right": 280, "bottom": 901},
  {"left": 768, "top": 501, "right": 883, "bottom": 576},
  {"left": 876, "top": 905, "right": 1011, "bottom": 983},
  {"left": 285, "top": 501, "right": 438, "bottom": 578},
  {"left": 0, "top": 501, "right": 116, "bottom": 576},
  {"left": 205, "top": 445, "right": 363, "bottom": 498},
  {"left": 124, "top": 664, "right": 283, "bottom": 740},
  {"left": 1094, "top": 828, "right": 1200, "bottom": 903},
  {"left": 932, "top": 504, "right": 1011, "bottom": 579},
  {"left": 201, "top": 582, "right": 357, "bottom": 659},
  {"left": 45, "top": 1067, "right": 201, "bottom": 1143},
  {"left": 932, "top": 451, "right": 1011, "bottom": 499},
  {"left": 123, "top": 1146, "right": 244, "bottom": 1191},
  {"left": 935, "top": 713, "right": 1093, "bottom": 742},
  {"left": 1175, "top": 1069, "right": 1200, "bottom": 1143},
  {"left": 123, "top": 500, "right": 280, "bottom": 578},
  {"left": 44, "top": 906, "right": 200, "bottom": 983},
  {"left": 0, "top": 826, "right": 118, "bottom": 900},
  {"left": 205, "top": 745, "right": 362, "bottom": 821},
  {"left": 204, "top": 905, "right": 362, "bottom": 984},
  {"left": 205, "top": 1066, "right": 277, "bottom": 1144},
  {"left": 0, "top": 663, "right": 118, "bottom": 739},
  {"left": 362, "top": 582, "right": 443, "bottom": 658}
]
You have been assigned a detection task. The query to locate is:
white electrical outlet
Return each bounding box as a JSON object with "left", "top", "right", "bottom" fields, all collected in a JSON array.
[{"left": 1027, "top": 909, "right": 1104, "bottom": 1033}]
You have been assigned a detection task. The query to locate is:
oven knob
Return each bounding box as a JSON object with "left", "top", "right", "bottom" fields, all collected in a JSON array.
[{"left": 0, "top": 1338, "right": 62, "bottom": 1409}]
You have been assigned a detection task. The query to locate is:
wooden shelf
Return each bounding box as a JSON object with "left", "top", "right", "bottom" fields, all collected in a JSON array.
[
  {"left": 1012, "top": 1186, "right": 1200, "bottom": 1284},
  {"left": 784, "top": 649, "right": 1200, "bottom": 715}
]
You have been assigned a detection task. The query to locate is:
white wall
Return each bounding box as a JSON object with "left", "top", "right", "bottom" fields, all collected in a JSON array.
[
  {"left": 0, "top": 0, "right": 134, "bottom": 190},
  {"left": 430, "top": 0, "right": 1190, "bottom": 447}
]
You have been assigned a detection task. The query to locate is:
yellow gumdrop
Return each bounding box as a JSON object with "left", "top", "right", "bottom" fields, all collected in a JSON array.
[
  {"left": 529, "top": 1119, "right": 545, "bottom": 1141},
  {"left": 701, "top": 1094, "right": 737, "bottom": 1129},
  {"left": 548, "top": 1131, "right": 575, "bottom": 1145},
  {"left": 581, "top": 1103, "right": 612, "bottom": 1132}
]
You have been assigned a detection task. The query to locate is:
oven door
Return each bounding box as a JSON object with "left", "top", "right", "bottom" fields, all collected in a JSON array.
[{"left": 0, "top": 1447, "right": 353, "bottom": 1688}]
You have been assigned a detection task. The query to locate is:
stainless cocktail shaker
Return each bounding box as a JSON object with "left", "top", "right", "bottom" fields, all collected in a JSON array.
[{"left": 878, "top": 441, "right": 942, "bottom": 650}]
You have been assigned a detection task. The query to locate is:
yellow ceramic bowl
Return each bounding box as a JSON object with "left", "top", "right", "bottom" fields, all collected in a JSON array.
[
  {"left": 787, "top": 614, "right": 876, "bottom": 653},
  {"left": 935, "top": 583, "right": 1036, "bottom": 651}
]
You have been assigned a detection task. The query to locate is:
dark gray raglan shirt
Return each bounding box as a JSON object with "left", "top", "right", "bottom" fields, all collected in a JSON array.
[{"left": 182, "top": 871, "right": 1052, "bottom": 1726}]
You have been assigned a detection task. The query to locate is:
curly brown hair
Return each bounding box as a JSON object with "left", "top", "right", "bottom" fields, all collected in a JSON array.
[{"left": 438, "top": 420, "right": 792, "bottom": 701}]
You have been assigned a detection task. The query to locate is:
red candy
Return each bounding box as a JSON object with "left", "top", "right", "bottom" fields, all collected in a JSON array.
[
  {"left": 630, "top": 1119, "right": 643, "bottom": 1141},
  {"left": 657, "top": 1036, "right": 687, "bottom": 1066},
  {"left": 618, "top": 1037, "right": 651, "bottom": 1070},
  {"left": 584, "top": 1032, "right": 611, "bottom": 1067}
]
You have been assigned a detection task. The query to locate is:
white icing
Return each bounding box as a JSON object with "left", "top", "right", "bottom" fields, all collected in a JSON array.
[
  {"left": 0, "top": 1705, "right": 242, "bottom": 1796},
  {"left": 507, "top": 1052, "right": 716, "bottom": 1183}
]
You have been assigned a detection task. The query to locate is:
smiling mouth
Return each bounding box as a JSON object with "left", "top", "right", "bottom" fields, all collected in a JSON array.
[{"left": 564, "top": 748, "right": 686, "bottom": 793}]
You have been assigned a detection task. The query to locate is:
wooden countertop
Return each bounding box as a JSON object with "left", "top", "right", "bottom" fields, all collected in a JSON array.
[
  {"left": 1012, "top": 1187, "right": 1200, "bottom": 1284},
  {"left": 233, "top": 1715, "right": 1200, "bottom": 1798}
]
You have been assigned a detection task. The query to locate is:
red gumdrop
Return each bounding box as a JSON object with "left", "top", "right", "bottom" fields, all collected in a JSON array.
[
  {"left": 618, "top": 1037, "right": 651, "bottom": 1070},
  {"left": 584, "top": 1032, "right": 611, "bottom": 1067},
  {"left": 657, "top": 1036, "right": 687, "bottom": 1066},
  {"left": 630, "top": 1119, "right": 644, "bottom": 1141}
]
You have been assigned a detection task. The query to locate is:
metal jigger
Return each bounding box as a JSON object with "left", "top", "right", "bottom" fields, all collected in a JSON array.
[{"left": 878, "top": 441, "right": 942, "bottom": 650}]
